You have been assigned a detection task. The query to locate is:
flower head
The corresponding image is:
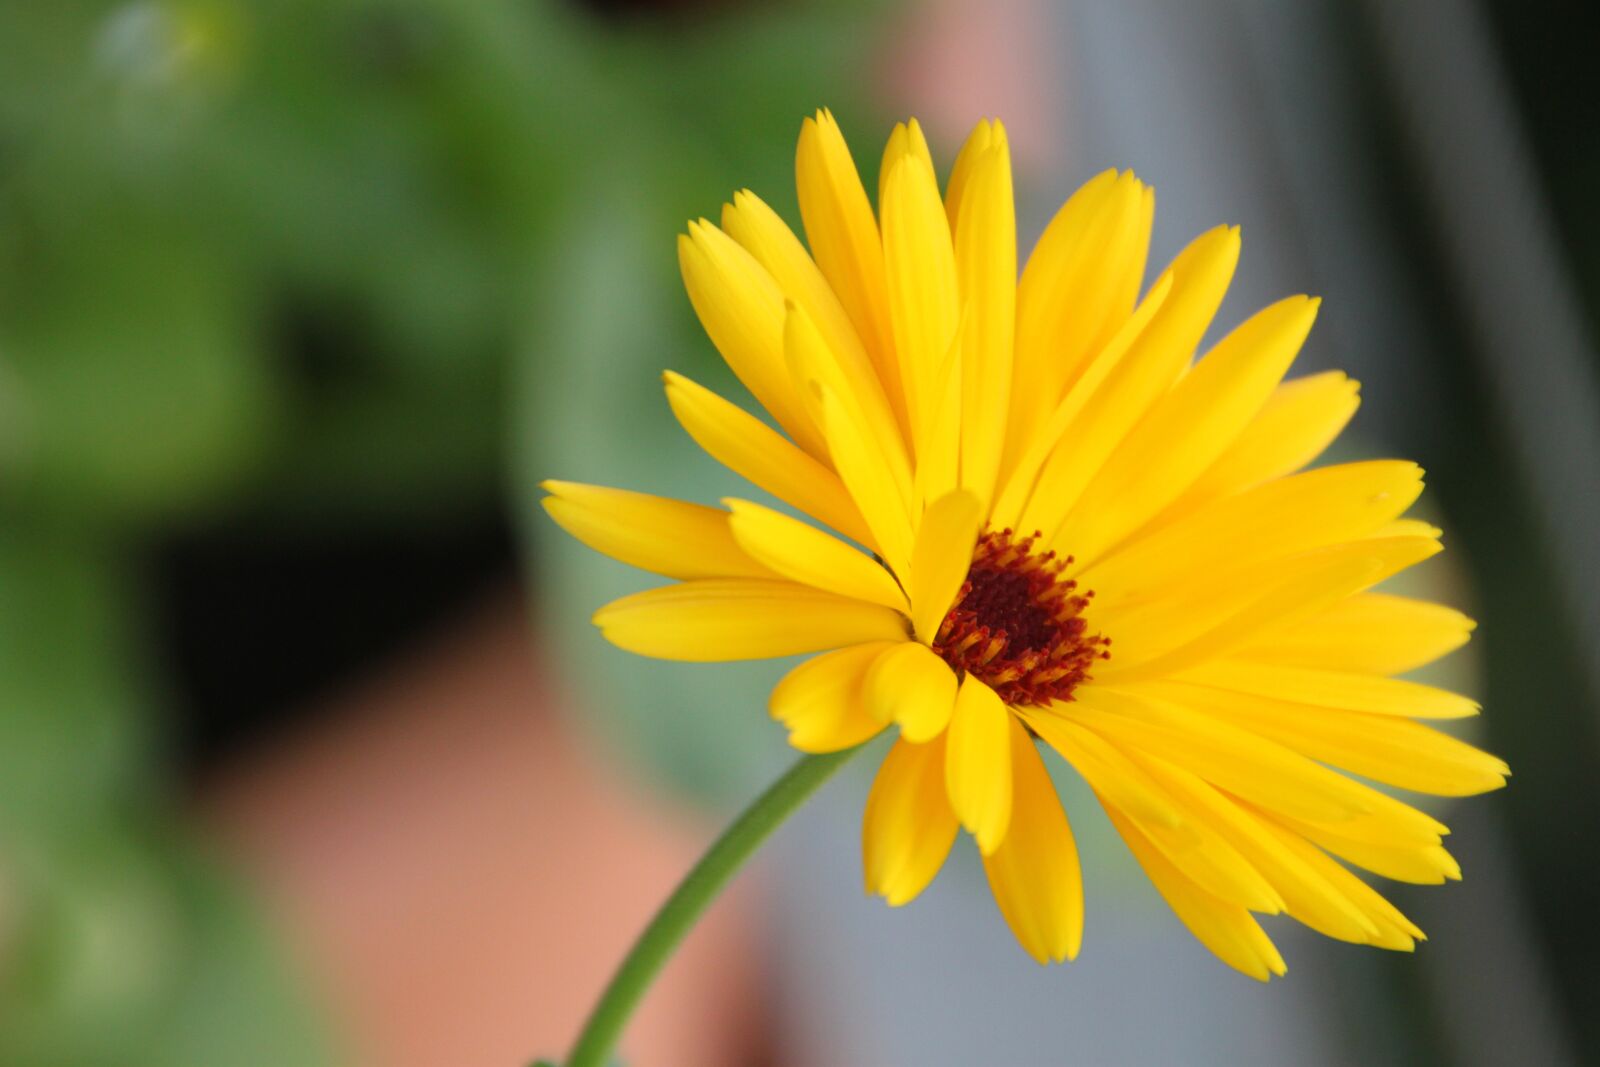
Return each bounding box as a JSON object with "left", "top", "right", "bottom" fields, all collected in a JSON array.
[{"left": 542, "top": 111, "right": 1508, "bottom": 979}]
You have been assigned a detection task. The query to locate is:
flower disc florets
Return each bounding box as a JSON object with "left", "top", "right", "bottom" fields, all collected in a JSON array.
[{"left": 932, "top": 529, "right": 1110, "bottom": 706}]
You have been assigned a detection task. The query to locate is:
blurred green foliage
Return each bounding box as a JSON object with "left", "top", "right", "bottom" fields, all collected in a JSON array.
[{"left": 0, "top": 0, "right": 886, "bottom": 1061}]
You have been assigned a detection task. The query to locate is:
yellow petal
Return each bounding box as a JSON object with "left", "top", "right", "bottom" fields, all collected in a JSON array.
[
  {"left": 770, "top": 642, "right": 896, "bottom": 753},
  {"left": 945, "top": 675, "right": 1014, "bottom": 854},
  {"left": 991, "top": 271, "right": 1175, "bottom": 531},
  {"left": 1270, "top": 812, "right": 1460, "bottom": 885},
  {"left": 913, "top": 308, "right": 965, "bottom": 504},
  {"left": 593, "top": 578, "right": 906, "bottom": 661},
  {"left": 1144, "top": 679, "right": 1507, "bottom": 796},
  {"left": 953, "top": 135, "right": 1016, "bottom": 508},
  {"left": 1164, "top": 371, "right": 1361, "bottom": 520},
  {"left": 1252, "top": 820, "right": 1426, "bottom": 950},
  {"left": 1096, "top": 537, "right": 1440, "bottom": 681},
  {"left": 1132, "top": 753, "right": 1380, "bottom": 943},
  {"left": 678, "top": 221, "right": 825, "bottom": 458},
  {"left": 1057, "top": 720, "right": 1282, "bottom": 913},
  {"left": 982, "top": 716, "right": 1084, "bottom": 963},
  {"left": 541, "top": 481, "right": 772, "bottom": 580},
  {"left": 1236, "top": 592, "right": 1475, "bottom": 675},
  {"left": 1008, "top": 170, "right": 1147, "bottom": 466},
  {"left": 722, "top": 190, "right": 884, "bottom": 420},
  {"left": 1304, "top": 782, "right": 1448, "bottom": 842},
  {"left": 1115, "top": 183, "right": 1158, "bottom": 351},
  {"left": 796, "top": 110, "right": 903, "bottom": 426},
  {"left": 1023, "top": 711, "right": 1186, "bottom": 829},
  {"left": 1374, "top": 518, "right": 1443, "bottom": 540},
  {"left": 1021, "top": 226, "right": 1242, "bottom": 545},
  {"left": 1056, "top": 296, "right": 1321, "bottom": 567},
  {"left": 1084, "top": 460, "right": 1427, "bottom": 607},
  {"left": 1243, "top": 767, "right": 1448, "bottom": 862},
  {"left": 1107, "top": 807, "right": 1288, "bottom": 981},
  {"left": 907, "top": 489, "right": 982, "bottom": 644},
  {"left": 783, "top": 302, "right": 914, "bottom": 523},
  {"left": 1068, "top": 686, "right": 1376, "bottom": 824},
  {"left": 881, "top": 150, "right": 960, "bottom": 462},
  {"left": 863, "top": 735, "right": 959, "bottom": 906},
  {"left": 864, "top": 640, "right": 959, "bottom": 743},
  {"left": 663, "top": 371, "right": 873, "bottom": 547},
  {"left": 1175, "top": 659, "right": 1479, "bottom": 719},
  {"left": 816, "top": 382, "right": 916, "bottom": 576},
  {"left": 944, "top": 118, "right": 998, "bottom": 232},
  {"left": 725, "top": 498, "right": 907, "bottom": 611},
  {"left": 879, "top": 118, "right": 937, "bottom": 209}
]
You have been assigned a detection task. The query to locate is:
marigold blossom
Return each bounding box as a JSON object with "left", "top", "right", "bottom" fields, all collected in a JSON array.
[{"left": 542, "top": 111, "right": 1508, "bottom": 978}]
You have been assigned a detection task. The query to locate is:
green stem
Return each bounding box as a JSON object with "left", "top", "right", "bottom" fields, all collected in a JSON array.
[{"left": 562, "top": 745, "right": 865, "bottom": 1067}]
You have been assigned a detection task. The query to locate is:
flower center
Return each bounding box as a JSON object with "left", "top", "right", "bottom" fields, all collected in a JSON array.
[{"left": 932, "top": 528, "right": 1110, "bottom": 707}]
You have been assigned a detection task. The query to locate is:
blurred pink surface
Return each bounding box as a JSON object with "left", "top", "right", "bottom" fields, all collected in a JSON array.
[
  {"left": 202, "top": 595, "right": 764, "bottom": 1067},
  {"left": 878, "top": 0, "right": 1066, "bottom": 172}
]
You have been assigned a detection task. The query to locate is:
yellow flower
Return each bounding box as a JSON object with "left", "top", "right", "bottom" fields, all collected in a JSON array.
[{"left": 542, "top": 111, "right": 1508, "bottom": 979}]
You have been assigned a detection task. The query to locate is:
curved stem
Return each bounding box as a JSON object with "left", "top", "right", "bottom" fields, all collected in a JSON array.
[{"left": 563, "top": 745, "right": 865, "bottom": 1067}]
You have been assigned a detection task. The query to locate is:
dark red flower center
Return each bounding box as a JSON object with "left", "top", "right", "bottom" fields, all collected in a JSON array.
[{"left": 932, "top": 528, "right": 1110, "bottom": 707}]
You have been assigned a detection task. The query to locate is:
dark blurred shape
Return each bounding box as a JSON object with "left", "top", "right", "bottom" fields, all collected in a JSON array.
[
  {"left": 154, "top": 508, "right": 515, "bottom": 772},
  {"left": 1482, "top": 0, "right": 1600, "bottom": 308},
  {"left": 1358, "top": 1, "right": 1600, "bottom": 1056}
]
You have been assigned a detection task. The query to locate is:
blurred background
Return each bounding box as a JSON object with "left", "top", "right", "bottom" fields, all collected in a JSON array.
[{"left": 1, "top": 0, "right": 1596, "bottom": 1064}]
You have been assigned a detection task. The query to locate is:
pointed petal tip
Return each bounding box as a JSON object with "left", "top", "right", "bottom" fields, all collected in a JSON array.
[
  {"left": 1189, "top": 223, "right": 1243, "bottom": 260},
  {"left": 868, "top": 872, "right": 928, "bottom": 909},
  {"left": 1017, "top": 940, "right": 1068, "bottom": 966},
  {"left": 589, "top": 594, "right": 630, "bottom": 627},
  {"left": 972, "top": 825, "right": 1005, "bottom": 857},
  {"left": 883, "top": 888, "right": 917, "bottom": 908},
  {"left": 1028, "top": 929, "right": 1084, "bottom": 967}
]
